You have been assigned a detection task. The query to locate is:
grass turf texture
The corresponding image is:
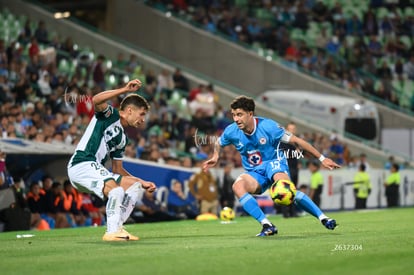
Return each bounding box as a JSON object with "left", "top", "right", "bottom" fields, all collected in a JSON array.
[{"left": 1, "top": 208, "right": 413, "bottom": 275}]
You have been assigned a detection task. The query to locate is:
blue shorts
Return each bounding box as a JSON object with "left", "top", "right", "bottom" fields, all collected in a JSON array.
[{"left": 245, "top": 159, "right": 290, "bottom": 192}]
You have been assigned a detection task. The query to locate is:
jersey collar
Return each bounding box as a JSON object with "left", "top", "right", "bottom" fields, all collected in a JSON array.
[{"left": 245, "top": 117, "right": 258, "bottom": 136}]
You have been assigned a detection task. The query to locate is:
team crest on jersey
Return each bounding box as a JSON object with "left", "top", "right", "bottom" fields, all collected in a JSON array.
[
  {"left": 259, "top": 137, "right": 266, "bottom": 145},
  {"left": 248, "top": 151, "right": 262, "bottom": 166}
]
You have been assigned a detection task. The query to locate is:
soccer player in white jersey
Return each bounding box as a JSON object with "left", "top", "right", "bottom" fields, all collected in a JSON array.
[
  {"left": 67, "top": 79, "right": 156, "bottom": 241},
  {"left": 203, "top": 96, "right": 340, "bottom": 236}
]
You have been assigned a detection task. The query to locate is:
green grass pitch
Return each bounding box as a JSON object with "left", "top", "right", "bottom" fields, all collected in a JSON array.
[{"left": 1, "top": 208, "right": 413, "bottom": 275}]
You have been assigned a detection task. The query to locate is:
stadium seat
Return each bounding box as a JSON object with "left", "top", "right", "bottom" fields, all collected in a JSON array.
[
  {"left": 376, "top": 7, "right": 389, "bottom": 20},
  {"left": 234, "top": 0, "right": 248, "bottom": 8},
  {"left": 399, "top": 35, "right": 412, "bottom": 49},
  {"left": 105, "top": 74, "right": 118, "bottom": 88},
  {"left": 58, "top": 58, "right": 74, "bottom": 76},
  {"left": 404, "top": 7, "right": 414, "bottom": 18},
  {"left": 255, "top": 8, "right": 273, "bottom": 21}
]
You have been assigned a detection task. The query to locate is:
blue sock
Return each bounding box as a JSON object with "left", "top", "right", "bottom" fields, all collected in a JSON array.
[
  {"left": 294, "top": 191, "right": 323, "bottom": 218},
  {"left": 239, "top": 193, "right": 266, "bottom": 223}
]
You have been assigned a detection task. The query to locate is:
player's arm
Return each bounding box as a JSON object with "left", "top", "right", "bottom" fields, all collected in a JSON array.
[
  {"left": 93, "top": 79, "right": 142, "bottom": 112},
  {"left": 112, "top": 159, "right": 157, "bottom": 192},
  {"left": 202, "top": 140, "right": 222, "bottom": 172},
  {"left": 112, "top": 159, "right": 132, "bottom": 177},
  {"left": 286, "top": 134, "right": 341, "bottom": 170}
]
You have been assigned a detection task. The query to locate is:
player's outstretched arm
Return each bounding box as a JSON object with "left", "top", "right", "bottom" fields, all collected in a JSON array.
[
  {"left": 202, "top": 140, "right": 221, "bottom": 172},
  {"left": 93, "top": 79, "right": 142, "bottom": 112},
  {"left": 112, "top": 159, "right": 157, "bottom": 192},
  {"left": 289, "top": 135, "right": 341, "bottom": 170}
]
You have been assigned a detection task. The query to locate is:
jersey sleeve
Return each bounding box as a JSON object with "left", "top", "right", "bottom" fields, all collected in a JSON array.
[
  {"left": 95, "top": 105, "right": 114, "bottom": 120},
  {"left": 110, "top": 148, "right": 124, "bottom": 160},
  {"left": 266, "top": 120, "right": 287, "bottom": 145},
  {"left": 218, "top": 126, "right": 232, "bottom": 147}
]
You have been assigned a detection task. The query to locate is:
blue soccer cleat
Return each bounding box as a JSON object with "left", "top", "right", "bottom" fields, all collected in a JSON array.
[
  {"left": 256, "top": 223, "right": 278, "bottom": 237},
  {"left": 321, "top": 218, "right": 337, "bottom": 230}
]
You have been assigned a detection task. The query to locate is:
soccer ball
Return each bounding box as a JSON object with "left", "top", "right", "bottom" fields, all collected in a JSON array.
[
  {"left": 220, "top": 207, "right": 235, "bottom": 221},
  {"left": 269, "top": 179, "right": 297, "bottom": 206}
]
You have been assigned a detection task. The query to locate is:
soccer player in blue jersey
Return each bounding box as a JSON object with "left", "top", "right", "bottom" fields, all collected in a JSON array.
[{"left": 203, "top": 96, "right": 340, "bottom": 236}]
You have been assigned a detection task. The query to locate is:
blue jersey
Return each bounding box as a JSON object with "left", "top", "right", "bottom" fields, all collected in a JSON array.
[
  {"left": 219, "top": 117, "right": 290, "bottom": 190},
  {"left": 219, "top": 117, "right": 287, "bottom": 171}
]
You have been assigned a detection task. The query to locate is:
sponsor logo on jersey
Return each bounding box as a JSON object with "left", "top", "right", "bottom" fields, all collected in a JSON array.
[{"left": 259, "top": 137, "right": 266, "bottom": 145}]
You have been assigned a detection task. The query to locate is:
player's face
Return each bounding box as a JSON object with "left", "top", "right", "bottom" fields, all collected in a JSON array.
[
  {"left": 127, "top": 106, "right": 147, "bottom": 128},
  {"left": 231, "top": 108, "right": 253, "bottom": 132}
]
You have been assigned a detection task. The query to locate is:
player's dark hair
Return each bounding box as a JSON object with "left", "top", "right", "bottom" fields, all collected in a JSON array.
[
  {"left": 230, "top": 96, "right": 255, "bottom": 112},
  {"left": 392, "top": 163, "right": 399, "bottom": 171},
  {"left": 359, "top": 163, "right": 366, "bottom": 171},
  {"left": 120, "top": 94, "right": 150, "bottom": 111}
]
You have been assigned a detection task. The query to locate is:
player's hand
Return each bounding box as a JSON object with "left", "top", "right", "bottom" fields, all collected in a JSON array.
[
  {"left": 322, "top": 158, "right": 341, "bottom": 170},
  {"left": 202, "top": 157, "right": 218, "bottom": 172},
  {"left": 141, "top": 181, "right": 157, "bottom": 193},
  {"left": 125, "top": 79, "right": 142, "bottom": 92}
]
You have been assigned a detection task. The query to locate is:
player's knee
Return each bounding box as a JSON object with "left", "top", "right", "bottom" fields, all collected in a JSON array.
[{"left": 232, "top": 181, "right": 247, "bottom": 196}]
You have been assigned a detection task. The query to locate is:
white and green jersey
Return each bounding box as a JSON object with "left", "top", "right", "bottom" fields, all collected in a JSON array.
[{"left": 68, "top": 105, "right": 127, "bottom": 167}]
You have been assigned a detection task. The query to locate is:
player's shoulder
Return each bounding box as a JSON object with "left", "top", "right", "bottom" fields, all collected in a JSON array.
[
  {"left": 223, "top": 122, "right": 238, "bottom": 134},
  {"left": 257, "top": 117, "right": 280, "bottom": 129},
  {"left": 95, "top": 105, "right": 119, "bottom": 120}
]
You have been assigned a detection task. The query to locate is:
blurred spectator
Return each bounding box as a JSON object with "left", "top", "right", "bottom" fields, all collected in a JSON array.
[
  {"left": 92, "top": 54, "right": 106, "bottom": 90},
  {"left": 363, "top": 9, "right": 379, "bottom": 36},
  {"left": 384, "top": 155, "right": 395, "bottom": 170},
  {"left": 279, "top": 122, "right": 300, "bottom": 217},
  {"left": 405, "top": 55, "right": 414, "bottom": 80},
  {"left": 157, "top": 68, "right": 174, "bottom": 94},
  {"left": 384, "top": 163, "right": 400, "bottom": 207},
  {"left": 353, "top": 164, "right": 372, "bottom": 209},
  {"left": 308, "top": 160, "right": 323, "bottom": 207},
  {"left": 113, "top": 52, "right": 128, "bottom": 71},
  {"left": 134, "top": 189, "right": 181, "bottom": 223},
  {"left": 54, "top": 180, "right": 86, "bottom": 227},
  {"left": 44, "top": 181, "right": 70, "bottom": 228},
  {"left": 315, "top": 27, "right": 330, "bottom": 50},
  {"left": 356, "top": 153, "right": 371, "bottom": 170},
  {"left": 80, "top": 192, "right": 105, "bottom": 226},
  {"left": 26, "top": 181, "right": 54, "bottom": 229},
  {"left": 188, "top": 165, "right": 219, "bottom": 215},
  {"left": 220, "top": 162, "right": 235, "bottom": 208},
  {"left": 329, "top": 137, "right": 344, "bottom": 165},
  {"left": 347, "top": 14, "right": 363, "bottom": 36},
  {"left": 168, "top": 180, "right": 198, "bottom": 219},
  {"left": 172, "top": 67, "right": 189, "bottom": 92},
  {"left": 34, "top": 20, "right": 49, "bottom": 44},
  {"left": 294, "top": 3, "right": 309, "bottom": 30},
  {"left": 28, "top": 37, "right": 40, "bottom": 59},
  {"left": 37, "top": 71, "right": 52, "bottom": 97},
  {"left": 126, "top": 54, "right": 139, "bottom": 73}
]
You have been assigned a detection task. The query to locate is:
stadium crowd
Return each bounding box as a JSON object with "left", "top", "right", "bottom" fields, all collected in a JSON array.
[
  {"left": 0, "top": 8, "right": 407, "bottom": 231},
  {"left": 151, "top": 0, "right": 414, "bottom": 111}
]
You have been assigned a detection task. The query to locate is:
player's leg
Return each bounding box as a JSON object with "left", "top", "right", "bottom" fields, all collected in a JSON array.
[
  {"left": 232, "top": 173, "right": 277, "bottom": 236},
  {"left": 272, "top": 173, "right": 337, "bottom": 230},
  {"left": 102, "top": 179, "right": 126, "bottom": 234},
  {"left": 118, "top": 176, "right": 144, "bottom": 225},
  {"left": 68, "top": 162, "right": 131, "bottom": 241}
]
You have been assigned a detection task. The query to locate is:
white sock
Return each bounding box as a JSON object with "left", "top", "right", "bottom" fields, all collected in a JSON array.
[
  {"left": 318, "top": 214, "right": 329, "bottom": 221},
  {"left": 120, "top": 182, "right": 143, "bottom": 225},
  {"left": 260, "top": 218, "right": 272, "bottom": 225},
  {"left": 106, "top": 187, "right": 125, "bottom": 233}
]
